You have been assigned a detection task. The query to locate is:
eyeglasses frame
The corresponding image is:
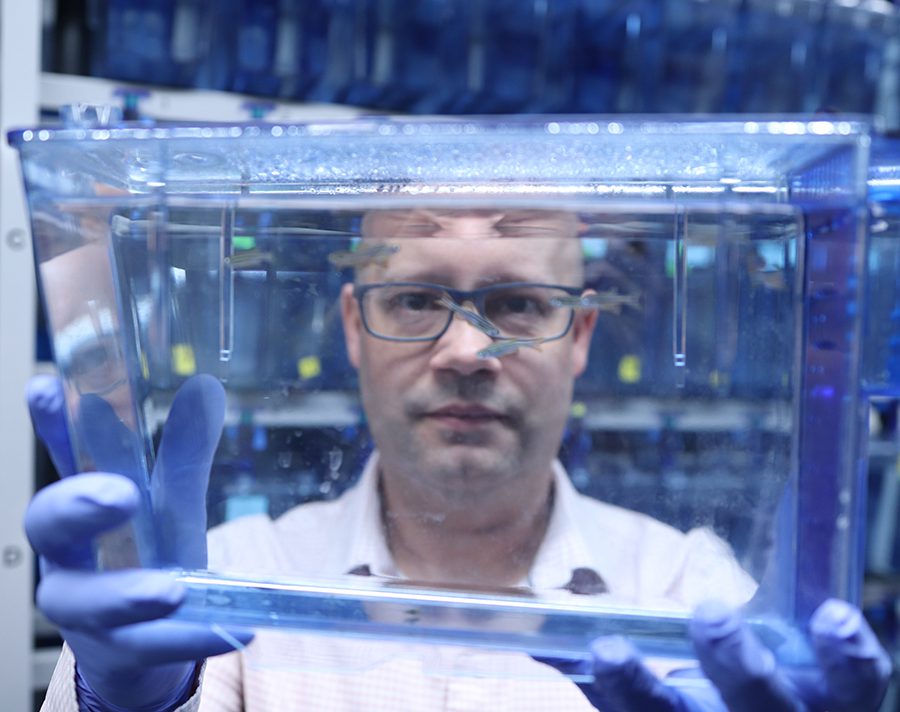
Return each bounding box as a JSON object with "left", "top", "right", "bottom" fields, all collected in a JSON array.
[{"left": 352, "top": 281, "right": 584, "bottom": 343}]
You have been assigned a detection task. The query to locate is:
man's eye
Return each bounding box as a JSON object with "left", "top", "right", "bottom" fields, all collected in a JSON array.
[
  {"left": 71, "top": 344, "right": 109, "bottom": 373},
  {"left": 495, "top": 295, "right": 541, "bottom": 315},
  {"left": 68, "top": 336, "right": 119, "bottom": 374},
  {"left": 392, "top": 292, "right": 437, "bottom": 311}
]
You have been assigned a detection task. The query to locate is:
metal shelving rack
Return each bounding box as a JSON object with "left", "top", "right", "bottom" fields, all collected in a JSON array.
[
  {"left": 39, "top": 71, "right": 365, "bottom": 123},
  {"left": 0, "top": 3, "right": 40, "bottom": 711}
]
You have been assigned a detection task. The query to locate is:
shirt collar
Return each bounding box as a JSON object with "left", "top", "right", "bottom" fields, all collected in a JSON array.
[
  {"left": 526, "top": 461, "right": 605, "bottom": 592},
  {"left": 342, "top": 452, "right": 399, "bottom": 578},
  {"left": 341, "top": 453, "right": 606, "bottom": 594}
]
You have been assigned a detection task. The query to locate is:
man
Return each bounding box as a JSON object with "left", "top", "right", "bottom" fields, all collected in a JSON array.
[{"left": 27, "top": 208, "right": 890, "bottom": 711}]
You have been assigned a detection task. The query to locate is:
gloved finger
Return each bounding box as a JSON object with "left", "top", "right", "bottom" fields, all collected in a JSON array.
[
  {"left": 690, "top": 601, "right": 805, "bottom": 712},
  {"left": 151, "top": 374, "right": 226, "bottom": 569},
  {"left": 532, "top": 653, "right": 592, "bottom": 678},
  {"left": 809, "top": 599, "right": 892, "bottom": 711},
  {"left": 78, "top": 393, "right": 147, "bottom": 483},
  {"left": 27, "top": 374, "right": 78, "bottom": 478},
  {"left": 37, "top": 568, "right": 184, "bottom": 629},
  {"left": 24, "top": 473, "right": 139, "bottom": 568},
  {"left": 76, "top": 620, "right": 255, "bottom": 669},
  {"left": 585, "top": 636, "right": 692, "bottom": 712}
]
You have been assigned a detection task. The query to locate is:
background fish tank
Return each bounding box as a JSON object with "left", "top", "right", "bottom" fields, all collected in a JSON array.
[
  {"left": 10, "top": 116, "right": 873, "bottom": 673},
  {"left": 865, "top": 136, "right": 900, "bottom": 398},
  {"left": 863, "top": 137, "right": 900, "bottom": 620}
]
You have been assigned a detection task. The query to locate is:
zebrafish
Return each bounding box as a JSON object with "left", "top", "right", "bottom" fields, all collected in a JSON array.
[
  {"left": 549, "top": 290, "right": 641, "bottom": 312},
  {"left": 224, "top": 250, "right": 275, "bottom": 269},
  {"left": 437, "top": 295, "right": 501, "bottom": 337},
  {"left": 477, "top": 337, "right": 547, "bottom": 360},
  {"left": 327, "top": 243, "right": 400, "bottom": 269}
]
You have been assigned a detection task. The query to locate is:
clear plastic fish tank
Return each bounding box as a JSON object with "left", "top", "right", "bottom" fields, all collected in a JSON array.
[{"left": 10, "top": 116, "right": 874, "bottom": 675}]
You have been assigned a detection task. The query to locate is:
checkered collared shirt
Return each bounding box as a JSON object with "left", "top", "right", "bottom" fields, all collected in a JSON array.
[{"left": 41, "top": 454, "right": 755, "bottom": 712}]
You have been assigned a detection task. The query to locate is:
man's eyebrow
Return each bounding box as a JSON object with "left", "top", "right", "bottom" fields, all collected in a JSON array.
[
  {"left": 363, "top": 210, "right": 441, "bottom": 237},
  {"left": 379, "top": 273, "right": 554, "bottom": 288},
  {"left": 477, "top": 274, "right": 568, "bottom": 288},
  {"left": 378, "top": 270, "right": 451, "bottom": 284},
  {"left": 496, "top": 210, "right": 561, "bottom": 222}
]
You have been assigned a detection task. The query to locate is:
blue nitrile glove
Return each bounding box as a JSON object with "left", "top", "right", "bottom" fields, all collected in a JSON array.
[
  {"left": 24, "top": 374, "right": 254, "bottom": 712},
  {"left": 542, "top": 599, "right": 891, "bottom": 712}
]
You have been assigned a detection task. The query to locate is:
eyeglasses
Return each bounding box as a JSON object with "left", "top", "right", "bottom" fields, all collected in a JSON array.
[
  {"left": 59, "top": 332, "right": 129, "bottom": 396},
  {"left": 353, "top": 281, "right": 584, "bottom": 343},
  {"left": 54, "top": 300, "right": 130, "bottom": 396}
]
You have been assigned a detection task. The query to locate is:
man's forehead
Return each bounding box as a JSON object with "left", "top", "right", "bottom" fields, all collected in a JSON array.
[
  {"left": 360, "top": 208, "right": 580, "bottom": 239},
  {"left": 356, "top": 212, "right": 584, "bottom": 285}
]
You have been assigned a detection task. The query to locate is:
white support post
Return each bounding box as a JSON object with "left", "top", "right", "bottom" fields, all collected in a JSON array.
[{"left": 0, "top": 2, "right": 40, "bottom": 710}]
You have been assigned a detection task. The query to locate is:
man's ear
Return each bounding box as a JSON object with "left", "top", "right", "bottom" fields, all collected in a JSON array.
[
  {"left": 570, "top": 306, "right": 598, "bottom": 378},
  {"left": 340, "top": 283, "right": 362, "bottom": 369}
]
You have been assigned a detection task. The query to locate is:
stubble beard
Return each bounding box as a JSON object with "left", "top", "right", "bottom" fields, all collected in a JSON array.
[{"left": 379, "top": 407, "right": 527, "bottom": 507}]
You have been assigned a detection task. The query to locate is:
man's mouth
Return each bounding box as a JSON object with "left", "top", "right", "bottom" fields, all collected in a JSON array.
[{"left": 424, "top": 404, "right": 505, "bottom": 427}]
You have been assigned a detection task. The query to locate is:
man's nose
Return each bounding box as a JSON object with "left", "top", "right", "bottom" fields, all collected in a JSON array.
[{"left": 429, "top": 313, "right": 501, "bottom": 375}]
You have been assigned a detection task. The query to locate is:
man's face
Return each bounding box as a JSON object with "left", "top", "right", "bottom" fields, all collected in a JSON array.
[
  {"left": 340, "top": 209, "right": 596, "bottom": 505},
  {"left": 42, "top": 241, "right": 136, "bottom": 430}
]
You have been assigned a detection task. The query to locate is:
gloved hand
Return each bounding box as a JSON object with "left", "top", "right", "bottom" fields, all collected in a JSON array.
[
  {"left": 545, "top": 599, "right": 891, "bottom": 712},
  {"left": 24, "top": 374, "right": 253, "bottom": 712}
]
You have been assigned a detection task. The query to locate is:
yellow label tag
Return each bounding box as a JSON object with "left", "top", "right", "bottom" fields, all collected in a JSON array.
[
  {"left": 618, "top": 355, "right": 641, "bottom": 383},
  {"left": 298, "top": 355, "right": 321, "bottom": 380},
  {"left": 172, "top": 344, "right": 197, "bottom": 376}
]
